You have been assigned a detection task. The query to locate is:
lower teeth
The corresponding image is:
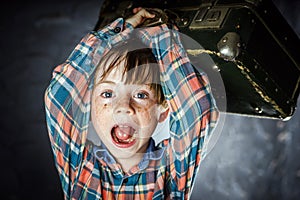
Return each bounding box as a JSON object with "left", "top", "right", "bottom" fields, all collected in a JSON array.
[{"left": 113, "top": 132, "right": 134, "bottom": 144}]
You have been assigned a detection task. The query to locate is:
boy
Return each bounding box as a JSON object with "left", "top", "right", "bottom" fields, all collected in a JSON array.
[{"left": 45, "top": 8, "right": 219, "bottom": 199}]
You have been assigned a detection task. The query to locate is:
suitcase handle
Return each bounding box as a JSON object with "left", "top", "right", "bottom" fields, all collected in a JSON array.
[
  {"left": 138, "top": 8, "right": 169, "bottom": 27},
  {"left": 124, "top": 8, "right": 180, "bottom": 28}
]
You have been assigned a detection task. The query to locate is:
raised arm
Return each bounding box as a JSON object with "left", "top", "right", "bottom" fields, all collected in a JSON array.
[
  {"left": 44, "top": 18, "right": 134, "bottom": 198},
  {"left": 137, "top": 25, "right": 219, "bottom": 197},
  {"left": 44, "top": 8, "right": 156, "bottom": 198}
]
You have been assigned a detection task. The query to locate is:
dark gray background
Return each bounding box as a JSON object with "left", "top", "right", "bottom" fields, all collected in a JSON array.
[{"left": 0, "top": 0, "right": 299, "bottom": 199}]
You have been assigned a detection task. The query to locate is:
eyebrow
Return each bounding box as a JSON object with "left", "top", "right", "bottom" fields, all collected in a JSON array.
[
  {"left": 94, "top": 80, "right": 155, "bottom": 88},
  {"left": 94, "top": 80, "right": 116, "bottom": 87}
]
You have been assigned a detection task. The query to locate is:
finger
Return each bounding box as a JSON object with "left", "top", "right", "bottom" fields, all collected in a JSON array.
[
  {"left": 132, "top": 7, "right": 142, "bottom": 14},
  {"left": 125, "top": 8, "right": 155, "bottom": 28},
  {"left": 137, "top": 8, "right": 155, "bottom": 18}
]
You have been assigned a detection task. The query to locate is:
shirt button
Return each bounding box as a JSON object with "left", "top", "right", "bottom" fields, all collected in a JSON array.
[{"left": 114, "top": 27, "right": 121, "bottom": 33}]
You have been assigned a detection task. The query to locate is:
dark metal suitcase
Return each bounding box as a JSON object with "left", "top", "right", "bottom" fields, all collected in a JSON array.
[{"left": 95, "top": 0, "right": 300, "bottom": 120}]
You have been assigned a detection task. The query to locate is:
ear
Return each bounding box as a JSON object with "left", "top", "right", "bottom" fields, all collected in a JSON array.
[{"left": 158, "top": 107, "right": 169, "bottom": 123}]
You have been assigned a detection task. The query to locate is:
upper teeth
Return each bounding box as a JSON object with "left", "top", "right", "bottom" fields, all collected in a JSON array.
[{"left": 118, "top": 125, "right": 129, "bottom": 128}]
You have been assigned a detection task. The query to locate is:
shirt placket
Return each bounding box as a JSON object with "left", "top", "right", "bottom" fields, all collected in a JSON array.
[{"left": 116, "top": 174, "right": 139, "bottom": 200}]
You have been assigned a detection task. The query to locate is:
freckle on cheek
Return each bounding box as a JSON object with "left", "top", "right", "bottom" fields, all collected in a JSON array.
[{"left": 103, "top": 104, "right": 111, "bottom": 109}]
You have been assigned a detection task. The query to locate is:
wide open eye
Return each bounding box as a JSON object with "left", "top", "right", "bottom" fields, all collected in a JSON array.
[
  {"left": 134, "top": 92, "right": 149, "bottom": 99},
  {"left": 100, "top": 90, "right": 114, "bottom": 98}
]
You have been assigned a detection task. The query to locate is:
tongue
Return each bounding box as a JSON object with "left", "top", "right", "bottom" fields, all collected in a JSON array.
[{"left": 114, "top": 126, "right": 135, "bottom": 140}]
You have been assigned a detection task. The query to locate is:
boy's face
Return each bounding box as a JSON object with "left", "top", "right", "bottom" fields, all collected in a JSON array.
[{"left": 91, "top": 59, "right": 168, "bottom": 160}]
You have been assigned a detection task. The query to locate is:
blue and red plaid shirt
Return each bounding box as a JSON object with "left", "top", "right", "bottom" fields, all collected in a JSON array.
[{"left": 45, "top": 18, "right": 219, "bottom": 200}]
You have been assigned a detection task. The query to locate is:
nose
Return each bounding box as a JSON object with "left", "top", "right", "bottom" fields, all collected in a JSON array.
[{"left": 114, "top": 97, "right": 134, "bottom": 115}]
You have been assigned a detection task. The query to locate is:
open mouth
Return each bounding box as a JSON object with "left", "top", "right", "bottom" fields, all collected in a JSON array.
[{"left": 111, "top": 125, "right": 137, "bottom": 148}]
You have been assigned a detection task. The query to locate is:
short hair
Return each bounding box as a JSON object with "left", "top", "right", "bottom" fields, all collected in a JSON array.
[{"left": 94, "top": 39, "right": 166, "bottom": 105}]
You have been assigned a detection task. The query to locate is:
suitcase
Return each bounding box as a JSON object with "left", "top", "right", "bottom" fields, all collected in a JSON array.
[{"left": 95, "top": 0, "right": 300, "bottom": 121}]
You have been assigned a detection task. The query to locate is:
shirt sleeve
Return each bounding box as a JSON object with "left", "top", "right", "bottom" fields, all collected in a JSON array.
[
  {"left": 44, "top": 18, "right": 134, "bottom": 198},
  {"left": 137, "top": 25, "right": 219, "bottom": 197}
]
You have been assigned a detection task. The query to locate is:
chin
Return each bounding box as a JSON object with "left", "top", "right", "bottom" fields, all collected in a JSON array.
[{"left": 110, "top": 143, "right": 146, "bottom": 159}]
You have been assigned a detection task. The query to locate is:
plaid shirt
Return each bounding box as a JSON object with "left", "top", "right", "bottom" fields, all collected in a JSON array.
[{"left": 45, "top": 18, "right": 219, "bottom": 200}]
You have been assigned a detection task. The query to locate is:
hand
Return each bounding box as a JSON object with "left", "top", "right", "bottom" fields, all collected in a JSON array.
[{"left": 125, "top": 7, "right": 155, "bottom": 28}]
